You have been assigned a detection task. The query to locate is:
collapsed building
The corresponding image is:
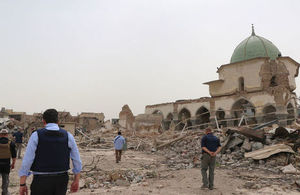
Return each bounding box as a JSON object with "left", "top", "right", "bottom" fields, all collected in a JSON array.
[{"left": 145, "top": 27, "right": 299, "bottom": 130}]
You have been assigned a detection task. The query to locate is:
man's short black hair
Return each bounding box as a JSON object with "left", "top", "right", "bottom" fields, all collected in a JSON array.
[
  {"left": 43, "top": 109, "right": 58, "bottom": 124},
  {"left": 118, "top": 131, "right": 121, "bottom": 135}
]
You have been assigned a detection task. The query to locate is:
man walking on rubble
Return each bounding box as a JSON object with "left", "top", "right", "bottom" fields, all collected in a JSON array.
[
  {"left": 201, "top": 127, "right": 221, "bottom": 190},
  {"left": 19, "top": 109, "right": 82, "bottom": 195},
  {"left": 114, "top": 131, "right": 125, "bottom": 163},
  {"left": 13, "top": 128, "right": 23, "bottom": 159},
  {"left": 0, "top": 129, "right": 16, "bottom": 195}
]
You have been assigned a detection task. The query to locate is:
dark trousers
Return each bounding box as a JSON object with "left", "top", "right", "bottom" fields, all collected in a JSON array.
[
  {"left": 201, "top": 153, "right": 216, "bottom": 188},
  {"left": 115, "top": 150, "right": 122, "bottom": 163},
  {"left": 15, "top": 143, "right": 22, "bottom": 159},
  {"left": 0, "top": 172, "right": 9, "bottom": 195},
  {"left": 30, "top": 173, "right": 69, "bottom": 195}
]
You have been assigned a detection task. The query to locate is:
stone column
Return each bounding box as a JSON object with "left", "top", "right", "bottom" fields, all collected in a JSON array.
[{"left": 276, "top": 105, "right": 288, "bottom": 126}]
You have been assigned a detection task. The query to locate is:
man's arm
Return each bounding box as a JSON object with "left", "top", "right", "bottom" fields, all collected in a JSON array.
[
  {"left": 212, "top": 146, "right": 222, "bottom": 156},
  {"left": 202, "top": 147, "right": 213, "bottom": 155},
  {"left": 68, "top": 132, "right": 82, "bottom": 193}
]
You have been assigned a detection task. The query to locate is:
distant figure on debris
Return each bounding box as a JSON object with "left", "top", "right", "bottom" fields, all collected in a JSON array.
[
  {"left": 201, "top": 128, "right": 221, "bottom": 190},
  {"left": 19, "top": 109, "right": 82, "bottom": 195},
  {"left": 13, "top": 129, "right": 23, "bottom": 159},
  {"left": 0, "top": 129, "right": 16, "bottom": 195},
  {"left": 114, "top": 131, "right": 126, "bottom": 163}
]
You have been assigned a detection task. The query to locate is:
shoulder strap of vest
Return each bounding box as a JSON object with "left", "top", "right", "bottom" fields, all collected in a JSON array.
[{"left": 114, "top": 136, "right": 121, "bottom": 143}]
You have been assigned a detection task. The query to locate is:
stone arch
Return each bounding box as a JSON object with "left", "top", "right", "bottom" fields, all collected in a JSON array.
[
  {"left": 263, "top": 105, "right": 277, "bottom": 123},
  {"left": 195, "top": 106, "right": 210, "bottom": 129},
  {"left": 231, "top": 98, "right": 256, "bottom": 126},
  {"left": 216, "top": 108, "right": 226, "bottom": 128},
  {"left": 287, "top": 103, "right": 295, "bottom": 125},
  {"left": 178, "top": 108, "right": 192, "bottom": 130},
  {"left": 164, "top": 113, "right": 174, "bottom": 130}
]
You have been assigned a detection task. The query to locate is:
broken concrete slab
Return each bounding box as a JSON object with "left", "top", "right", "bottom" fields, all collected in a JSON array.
[
  {"left": 227, "top": 127, "right": 265, "bottom": 142},
  {"left": 252, "top": 142, "right": 264, "bottom": 151},
  {"left": 244, "top": 144, "right": 295, "bottom": 160},
  {"left": 241, "top": 138, "right": 252, "bottom": 151},
  {"left": 269, "top": 126, "right": 297, "bottom": 138},
  {"left": 280, "top": 164, "right": 300, "bottom": 174},
  {"left": 227, "top": 136, "right": 244, "bottom": 150}
]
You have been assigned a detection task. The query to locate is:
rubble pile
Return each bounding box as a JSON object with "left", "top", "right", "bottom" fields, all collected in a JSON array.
[
  {"left": 155, "top": 131, "right": 204, "bottom": 169},
  {"left": 78, "top": 154, "right": 160, "bottom": 191},
  {"left": 152, "top": 124, "right": 300, "bottom": 191}
]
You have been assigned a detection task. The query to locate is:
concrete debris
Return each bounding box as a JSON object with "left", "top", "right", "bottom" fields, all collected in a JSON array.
[
  {"left": 226, "top": 136, "right": 244, "bottom": 150},
  {"left": 245, "top": 144, "right": 295, "bottom": 160},
  {"left": 269, "top": 126, "right": 297, "bottom": 138},
  {"left": 251, "top": 142, "right": 264, "bottom": 151},
  {"left": 281, "top": 164, "right": 300, "bottom": 174},
  {"left": 241, "top": 138, "right": 252, "bottom": 151}
]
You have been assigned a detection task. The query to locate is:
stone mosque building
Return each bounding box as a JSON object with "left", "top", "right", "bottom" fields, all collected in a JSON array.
[{"left": 144, "top": 26, "right": 299, "bottom": 130}]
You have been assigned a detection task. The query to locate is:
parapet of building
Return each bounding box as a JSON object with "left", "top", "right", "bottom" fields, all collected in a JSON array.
[
  {"left": 78, "top": 112, "right": 105, "bottom": 131},
  {"left": 145, "top": 26, "right": 299, "bottom": 130}
]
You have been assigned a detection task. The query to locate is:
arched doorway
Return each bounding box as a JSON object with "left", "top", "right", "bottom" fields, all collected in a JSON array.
[
  {"left": 195, "top": 106, "right": 210, "bottom": 129},
  {"left": 164, "top": 113, "right": 173, "bottom": 130},
  {"left": 178, "top": 108, "right": 192, "bottom": 130},
  {"left": 231, "top": 99, "right": 256, "bottom": 126},
  {"left": 263, "top": 105, "right": 277, "bottom": 123},
  {"left": 216, "top": 109, "right": 226, "bottom": 128},
  {"left": 287, "top": 103, "right": 295, "bottom": 125}
]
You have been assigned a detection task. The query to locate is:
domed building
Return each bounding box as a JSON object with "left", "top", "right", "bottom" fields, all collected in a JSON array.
[{"left": 144, "top": 26, "right": 299, "bottom": 130}]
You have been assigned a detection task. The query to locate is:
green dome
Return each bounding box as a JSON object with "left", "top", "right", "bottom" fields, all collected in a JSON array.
[{"left": 230, "top": 27, "right": 281, "bottom": 63}]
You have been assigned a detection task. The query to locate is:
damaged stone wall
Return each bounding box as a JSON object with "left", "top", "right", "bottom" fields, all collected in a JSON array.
[
  {"left": 260, "top": 59, "right": 291, "bottom": 106},
  {"left": 119, "top": 105, "right": 135, "bottom": 130},
  {"left": 134, "top": 114, "right": 163, "bottom": 133}
]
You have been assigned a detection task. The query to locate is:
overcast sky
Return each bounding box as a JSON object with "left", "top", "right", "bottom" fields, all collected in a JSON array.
[{"left": 1, "top": 0, "right": 300, "bottom": 119}]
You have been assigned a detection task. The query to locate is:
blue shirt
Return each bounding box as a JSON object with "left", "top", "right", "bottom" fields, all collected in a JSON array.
[
  {"left": 201, "top": 133, "right": 221, "bottom": 153},
  {"left": 114, "top": 135, "right": 125, "bottom": 150},
  {"left": 19, "top": 123, "right": 82, "bottom": 176},
  {"left": 13, "top": 131, "right": 23, "bottom": 143}
]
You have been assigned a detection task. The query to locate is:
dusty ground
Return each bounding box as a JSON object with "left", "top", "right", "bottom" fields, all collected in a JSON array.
[{"left": 6, "top": 147, "right": 299, "bottom": 195}]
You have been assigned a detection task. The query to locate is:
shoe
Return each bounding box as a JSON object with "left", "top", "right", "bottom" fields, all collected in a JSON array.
[
  {"left": 209, "top": 186, "right": 214, "bottom": 190},
  {"left": 201, "top": 185, "right": 208, "bottom": 189}
]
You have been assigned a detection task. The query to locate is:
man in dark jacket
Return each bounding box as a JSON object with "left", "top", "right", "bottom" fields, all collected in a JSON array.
[
  {"left": 201, "top": 128, "right": 221, "bottom": 190},
  {"left": 13, "top": 129, "right": 23, "bottom": 159},
  {"left": 19, "top": 109, "right": 82, "bottom": 195},
  {"left": 0, "top": 129, "right": 16, "bottom": 195}
]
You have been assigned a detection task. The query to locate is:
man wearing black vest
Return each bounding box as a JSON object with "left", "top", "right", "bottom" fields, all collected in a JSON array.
[
  {"left": 19, "top": 109, "right": 82, "bottom": 195},
  {"left": 0, "top": 129, "right": 16, "bottom": 195}
]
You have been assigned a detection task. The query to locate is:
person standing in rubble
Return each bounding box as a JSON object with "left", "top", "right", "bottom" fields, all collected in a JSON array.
[
  {"left": 13, "top": 128, "right": 24, "bottom": 159},
  {"left": 0, "top": 129, "right": 16, "bottom": 195},
  {"left": 201, "top": 127, "right": 221, "bottom": 190},
  {"left": 114, "top": 131, "right": 126, "bottom": 163},
  {"left": 19, "top": 109, "right": 82, "bottom": 195}
]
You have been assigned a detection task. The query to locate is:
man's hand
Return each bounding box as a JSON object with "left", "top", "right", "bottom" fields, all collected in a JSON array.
[
  {"left": 11, "top": 163, "right": 15, "bottom": 169},
  {"left": 70, "top": 180, "right": 79, "bottom": 193},
  {"left": 19, "top": 185, "right": 28, "bottom": 195}
]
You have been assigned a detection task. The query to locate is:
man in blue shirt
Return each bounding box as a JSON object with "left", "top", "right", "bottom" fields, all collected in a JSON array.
[
  {"left": 19, "top": 109, "right": 82, "bottom": 195},
  {"left": 13, "top": 129, "right": 23, "bottom": 159},
  {"left": 114, "top": 131, "right": 125, "bottom": 163},
  {"left": 201, "top": 128, "right": 221, "bottom": 190}
]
